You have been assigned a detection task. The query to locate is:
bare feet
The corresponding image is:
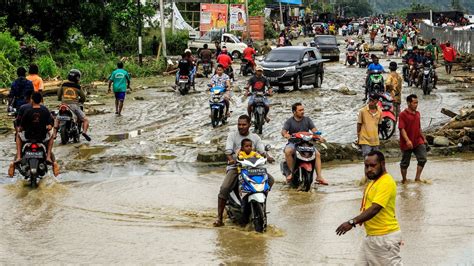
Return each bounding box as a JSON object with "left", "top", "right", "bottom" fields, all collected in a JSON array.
[
  {"left": 8, "top": 162, "right": 15, "bottom": 177},
  {"left": 315, "top": 177, "right": 329, "bottom": 185},
  {"left": 264, "top": 116, "right": 271, "bottom": 123},
  {"left": 401, "top": 179, "right": 408, "bottom": 184},
  {"left": 52, "top": 162, "right": 60, "bottom": 177},
  {"left": 213, "top": 219, "right": 224, "bottom": 227},
  {"left": 286, "top": 174, "right": 293, "bottom": 183}
]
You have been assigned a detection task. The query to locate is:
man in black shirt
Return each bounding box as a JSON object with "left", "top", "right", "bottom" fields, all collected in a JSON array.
[
  {"left": 9, "top": 92, "right": 59, "bottom": 177},
  {"left": 8, "top": 67, "right": 34, "bottom": 111},
  {"left": 244, "top": 66, "right": 273, "bottom": 122}
]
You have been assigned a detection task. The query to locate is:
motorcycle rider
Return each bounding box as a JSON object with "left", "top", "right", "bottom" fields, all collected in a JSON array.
[
  {"left": 8, "top": 67, "right": 34, "bottom": 113},
  {"left": 244, "top": 65, "right": 272, "bottom": 123},
  {"left": 213, "top": 115, "right": 274, "bottom": 227},
  {"left": 364, "top": 55, "right": 385, "bottom": 100},
  {"left": 210, "top": 64, "right": 232, "bottom": 118},
  {"left": 197, "top": 44, "right": 213, "bottom": 71},
  {"left": 242, "top": 42, "right": 256, "bottom": 71},
  {"left": 176, "top": 49, "right": 196, "bottom": 86},
  {"left": 8, "top": 92, "right": 59, "bottom": 177},
  {"left": 281, "top": 102, "right": 328, "bottom": 185},
  {"left": 345, "top": 39, "right": 357, "bottom": 66},
  {"left": 402, "top": 47, "right": 415, "bottom": 81},
  {"left": 418, "top": 50, "right": 438, "bottom": 89},
  {"left": 57, "top": 69, "right": 91, "bottom": 141},
  {"left": 216, "top": 47, "right": 233, "bottom": 75}
]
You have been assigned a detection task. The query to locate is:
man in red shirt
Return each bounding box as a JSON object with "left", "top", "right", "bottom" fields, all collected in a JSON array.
[
  {"left": 398, "top": 94, "right": 428, "bottom": 183},
  {"left": 440, "top": 41, "right": 457, "bottom": 74},
  {"left": 216, "top": 47, "right": 233, "bottom": 70},
  {"left": 242, "top": 43, "right": 256, "bottom": 70}
]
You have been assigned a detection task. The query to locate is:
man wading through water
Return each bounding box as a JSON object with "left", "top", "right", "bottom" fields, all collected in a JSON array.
[
  {"left": 213, "top": 115, "right": 275, "bottom": 227},
  {"left": 336, "top": 151, "right": 402, "bottom": 265}
]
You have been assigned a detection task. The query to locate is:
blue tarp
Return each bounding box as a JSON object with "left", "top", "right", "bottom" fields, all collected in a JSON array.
[{"left": 276, "top": 0, "right": 302, "bottom": 5}]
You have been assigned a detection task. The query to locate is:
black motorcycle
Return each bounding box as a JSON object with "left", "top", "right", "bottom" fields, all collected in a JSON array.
[
  {"left": 16, "top": 142, "right": 48, "bottom": 188},
  {"left": 55, "top": 104, "right": 82, "bottom": 144},
  {"left": 421, "top": 65, "right": 434, "bottom": 95},
  {"left": 224, "top": 66, "right": 235, "bottom": 82},
  {"left": 240, "top": 58, "right": 254, "bottom": 77},
  {"left": 202, "top": 61, "right": 212, "bottom": 78},
  {"left": 251, "top": 91, "right": 268, "bottom": 135}
]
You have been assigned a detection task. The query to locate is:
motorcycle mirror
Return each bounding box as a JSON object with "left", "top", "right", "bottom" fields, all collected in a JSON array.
[{"left": 264, "top": 144, "right": 271, "bottom": 151}]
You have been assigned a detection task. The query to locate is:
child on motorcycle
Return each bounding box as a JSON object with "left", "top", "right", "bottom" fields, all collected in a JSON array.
[{"left": 237, "top": 138, "right": 263, "bottom": 173}]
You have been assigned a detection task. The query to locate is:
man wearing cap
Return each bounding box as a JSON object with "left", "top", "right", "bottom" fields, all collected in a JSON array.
[
  {"left": 357, "top": 93, "right": 382, "bottom": 157},
  {"left": 244, "top": 66, "right": 272, "bottom": 123}
]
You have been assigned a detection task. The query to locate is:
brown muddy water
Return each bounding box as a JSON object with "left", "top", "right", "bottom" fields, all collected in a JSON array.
[{"left": 0, "top": 34, "right": 473, "bottom": 263}]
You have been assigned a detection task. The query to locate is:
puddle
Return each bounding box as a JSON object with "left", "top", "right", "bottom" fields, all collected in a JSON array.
[
  {"left": 76, "top": 145, "right": 108, "bottom": 160},
  {"left": 105, "top": 130, "right": 142, "bottom": 142}
]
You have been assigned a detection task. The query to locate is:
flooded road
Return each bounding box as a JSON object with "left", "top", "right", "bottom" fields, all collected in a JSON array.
[
  {"left": 0, "top": 34, "right": 473, "bottom": 263},
  {"left": 0, "top": 157, "right": 472, "bottom": 264}
]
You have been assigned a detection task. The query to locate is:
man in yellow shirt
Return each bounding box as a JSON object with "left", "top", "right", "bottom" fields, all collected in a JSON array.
[
  {"left": 336, "top": 151, "right": 402, "bottom": 265},
  {"left": 357, "top": 94, "right": 382, "bottom": 156}
]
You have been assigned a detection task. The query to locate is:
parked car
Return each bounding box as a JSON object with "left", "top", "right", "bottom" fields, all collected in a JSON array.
[
  {"left": 310, "top": 35, "right": 340, "bottom": 61},
  {"left": 188, "top": 30, "right": 247, "bottom": 59},
  {"left": 260, "top": 47, "right": 326, "bottom": 91}
]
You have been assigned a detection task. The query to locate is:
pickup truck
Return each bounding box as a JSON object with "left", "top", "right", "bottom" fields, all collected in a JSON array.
[{"left": 187, "top": 31, "right": 247, "bottom": 59}]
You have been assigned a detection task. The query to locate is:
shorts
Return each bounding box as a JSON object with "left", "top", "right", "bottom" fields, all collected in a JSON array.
[
  {"left": 400, "top": 144, "right": 427, "bottom": 169},
  {"left": 360, "top": 145, "right": 379, "bottom": 157},
  {"left": 115, "top": 92, "right": 126, "bottom": 101},
  {"left": 356, "top": 230, "right": 403, "bottom": 266},
  {"left": 68, "top": 103, "right": 86, "bottom": 121},
  {"left": 444, "top": 60, "right": 453, "bottom": 67},
  {"left": 248, "top": 95, "right": 270, "bottom": 106}
]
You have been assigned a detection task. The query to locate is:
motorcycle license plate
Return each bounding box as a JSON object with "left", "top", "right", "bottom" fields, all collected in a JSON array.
[
  {"left": 25, "top": 151, "right": 43, "bottom": 158},
  {"left": 179, "top": 79, "right": 189, "bottom": 83},
  {"left": 57, "top": 115, "right": 71, "bottom": 121},
  {"left": 424, "top": 70, "right": 430, "bottom": 75},
  {"left": 247, "top": 168, "right": 267, "bottom": 176}
]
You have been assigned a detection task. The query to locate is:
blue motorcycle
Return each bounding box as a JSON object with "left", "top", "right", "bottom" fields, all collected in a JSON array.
[
  {"left": 209, "top": 85, "right": 227, "bottom": 128},
  {"left": 226, "top": 157, "right": 270, "bottom": 232}
]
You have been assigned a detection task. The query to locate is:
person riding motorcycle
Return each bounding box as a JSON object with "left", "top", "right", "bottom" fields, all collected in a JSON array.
[
  {"left": 216, "top": 47, "right": 233, "bottom": 72},
  {"left": 57, "top": 69, "right": 91, "bottom": 141},
  {"left": 8, "top": 67, "right": 34, "bottom": 113},
  {"left": 242, "top": 42, "right": 257, "bottom": 71},
  {"left": 197, "top": 44, "right": 213, "bottom": 71},
  {"left": 281, "top": 102, "right": 328, "bottom": 185},
  {"left": 364, "top": 55, "right": 385, "bottom": 100},
  {"left": 402, "top": 47, "right": 415, "bottom": 80},
  {"left": 176, "top": 49, "right": 196, "bottom": 85},
  {"left": 210, "top": 64, "right": 232, "bottom": 118},
  {"left": 418, "top": 50, "right": 438, "bottom": 89},
  {"left": 244, "top": 65, "right": 272, "bottom": 123},
  {"left": 345, "top": 39, "right": 358, "bottom": 66},
  {"left": 8, "top": 92, "right": 59, "bottom": 177}
]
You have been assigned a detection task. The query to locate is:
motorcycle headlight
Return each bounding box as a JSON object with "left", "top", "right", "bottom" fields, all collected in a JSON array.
[{"left": 213, "top": 98, "right": 219, "bottom": 103}]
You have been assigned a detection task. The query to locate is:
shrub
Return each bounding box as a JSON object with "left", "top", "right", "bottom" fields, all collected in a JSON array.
[
  {"left": 0, "top": 52, "right": 15, "bottom": 88},
  {"left": 80, "top": 37, "right": 107, "bottom": 60},
  {"left": 155, "top": 29, "right": 189, "bottom": 56},
  {"left": 0, "top": 31, "right": 20, "bottom": 63},
  {"left": 264, "top": 20, "right": 278, "bottom": 39},
  {"left": 36, "top": 55, "right": 59, "bottom": 79}
]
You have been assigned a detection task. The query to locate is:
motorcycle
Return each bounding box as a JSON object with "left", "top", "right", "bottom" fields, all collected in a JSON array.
[
  {"left": 226, "top": 156, "right": 270, "bottom": 233},
  {"left": 251, "top": 91, "right": 268, "bottom": 135},
  {"left": 16, "top": 142, "right": 48, "bottom": 188},
  {"left": 358, "top": 52, "right": 370, "bottom": 68},
  {"left": 55, "top": 103, "right": 82, "bottom": 145},
  {"left": 280, "top": 132, "right": 321, "bottom": 192},
  {"left": 202, "top": 61, "right": 212, "bottom": 78},
  {"left": 209, "top": 85, "right": 227, "bottom": 128},
  {"left": 421, "top": 65, "right": 434, "bottom": 95},
  {"left": 402, "top": 58, "right": 415, "bottom": 86},
  {"left": 375, "top": 93, "right": 397, "bottom": 140},
  {"left": 224, "top": 66, "right": 235, "bottom": 82},
  {"left": 178, "top": 75, "right": 192, "bottom": 96},
  {"left": 367, "top": 70, "right": 385, "bottom": 95},
  {"left": 346, "top": 49, "right": 357, "bottom": 66},
  {"left": 240, "top": 58, "right": 254, "bottom": 77}
]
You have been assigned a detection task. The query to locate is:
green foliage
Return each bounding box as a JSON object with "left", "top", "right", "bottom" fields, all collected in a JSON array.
[
  {"left": 156, "top": 29, "right": 189, "bottom": 56},
  {"left": 0, "top": 52, "right": 15, "bottom": 88},
  {"left": 248, "top": 0, "right": 266, "bottom": 16},
  {"left": 36, "top": 55, "right": 59, "bottom": 79},
  {"left": 264, "top": 20, "right": 278, "bottom": 39},
  {"left": 334, "top": 0, "right": 373, "bottom": 17},
  {"left": 79, "top": 37, "right": 107, "bottom": 60},
  {"left": 0, "top": 31, "right": 20, "bottom": 63},
  {"left": 22, "top": 33, "right": 52, "bottom": 54}
]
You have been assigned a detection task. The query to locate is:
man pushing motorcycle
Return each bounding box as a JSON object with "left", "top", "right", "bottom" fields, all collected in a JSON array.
[
  {"left": 213, "top": 115, "right": 274, "bottom": 227},
  {"left": 244, "top": 65, "right": 272, "bottom": 123},
  {"left": 281, "top": 102, "right": 328, "bottom": 185}
]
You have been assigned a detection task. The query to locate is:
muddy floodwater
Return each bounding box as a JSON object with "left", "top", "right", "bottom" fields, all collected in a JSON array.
[{"left": 0, "top": 34, "right": 473, "bottom": 263}]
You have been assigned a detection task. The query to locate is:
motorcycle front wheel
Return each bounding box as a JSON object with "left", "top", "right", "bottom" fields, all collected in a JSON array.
[
  {"left": 301, "top": 169, "right": 313, "bottom": 192},
  {"left": 251, "top": 201, "right": 266, "bottom": 233},
  {"left": 211, "top": 108, "right": 219, "bottom": 128}
]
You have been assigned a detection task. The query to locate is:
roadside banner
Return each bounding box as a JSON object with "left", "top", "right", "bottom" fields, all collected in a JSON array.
[
  {"left": 229, "top": 4, "right": 247, "bottom": 31},
  {"left": 200, "top": 4, "right": 228, "bottom": 32}
]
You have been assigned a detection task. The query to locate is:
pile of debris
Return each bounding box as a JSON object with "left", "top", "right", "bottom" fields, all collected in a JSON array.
[{"left": 426, "top": 106, "right": 474, "bottom": 147}]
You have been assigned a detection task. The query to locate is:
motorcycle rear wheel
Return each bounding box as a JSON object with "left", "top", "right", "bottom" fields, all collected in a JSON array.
[
  {"left": 379, "top": 116, "right": 396, "bottom": 140},
  {"left": 60, "top": 125, "right": 69, "bottom": 145},
  {"left": 30, "top": 176, "right": 37, "bottom": 188},
  {"left": 251, "top": 201, "right": 266, "bottom": 233}
]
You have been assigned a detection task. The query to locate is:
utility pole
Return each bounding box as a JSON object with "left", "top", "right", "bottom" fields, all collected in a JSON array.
[
  {"left": 171, "top": 0, "right": 176, "bottom": 35},
  {"left": 160, "top": 0, "right": 167, "bottom": 57},
  {"left": 137, "top": 0, "right": 143, "bottom": 65},
  {"left": 245, "top": 0, "right": 250, "bottom": 40},
  {"left": 279, "top": 0, "right": 284, "bottom": 26}
]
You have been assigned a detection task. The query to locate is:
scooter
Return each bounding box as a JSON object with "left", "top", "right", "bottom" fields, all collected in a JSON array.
[
  {"left": 421, "top": 65, "right": 434, "bottom": 95},
  {"left": 375, "top": 93, "right": 397, "bottom": 140},
  {"left": 346, "top": 49, "right": 357, "bottom": 66},
  {"left": 54, "top": 104, "right": 83, "bottom": 145},
  {"left": 202, "top": 61, "right": 212, "bottom": 78},
  {"left": 240, "top": 58, "right": 254, "bottom": 77},
  {"left": 358, "top": 52, "right": 369, "bottom": 68},
  {"left": 209, "top": 85, "right": 227, "bottom": 128},
  {"left": 178, "top": 75, "right": 192, "bottom": 95},
  {"left": 224, "top": 66, "right": 235, "bottom": 82},
  {"left": 16, "top": 142, "right": 49, "bottom": 188},
  {"left": 367, "top": 70, "right": 385, "bottom": 95},
  {"left": 280, "top": 132, "right": 321, "bottom": 192},
  {"left": 226, "top": 156, "right": 270, "bottom": 233}
]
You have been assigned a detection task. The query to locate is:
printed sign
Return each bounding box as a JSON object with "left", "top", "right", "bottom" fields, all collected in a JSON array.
[
  {"left": 200, "top": 4, "right": 228, "bottom": 32},
  {"left": 229, "top": 4, "right": 247, "bottom": 31}
]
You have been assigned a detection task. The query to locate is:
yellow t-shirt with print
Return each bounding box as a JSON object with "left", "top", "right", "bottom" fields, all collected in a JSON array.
[
  {"left": 238, "top": 151, "right": 262, "bottom": 160},
  {"left": 362, "top": 173, "right": 400, "bottom": 236}
]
